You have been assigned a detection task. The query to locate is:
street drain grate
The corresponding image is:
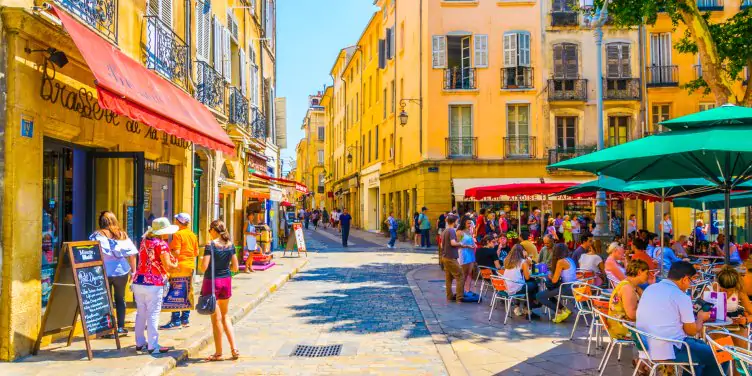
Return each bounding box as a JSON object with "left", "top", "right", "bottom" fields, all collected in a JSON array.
[{"left": 291, "top": 344, "right": 343, "bottom": 358}]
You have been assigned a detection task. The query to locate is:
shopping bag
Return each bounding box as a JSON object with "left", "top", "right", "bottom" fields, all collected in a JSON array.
[{"left": 702, "top": 290, "right": 728, "bottom": 321}]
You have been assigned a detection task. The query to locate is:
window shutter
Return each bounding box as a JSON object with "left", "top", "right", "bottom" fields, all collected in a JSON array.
[
  {"left": 378, "top": 39, "right": 386, "bottom": 69},
  {"left": 553, "top": 44, "right": 564, "bottom": 78},
  {"left": 196, "top": 5, "right": 204, "bottom": 59},
  {"left": 160, "top": 0, "right": 172, "bottom": 26},
  {"left": 503, "top": 33, "right": 516, "bottom": 67},
  {"left": 239, "top": 48, "right": 247, "bottom": 95},
  {"left": 564, "top": 44, "right": 578, "bottom": 78},
  {"left": 620, "top": 43, "right": 631, "bottom": 78},
  {"left": 251, "top": 65, "right": 259, "bottom": 106},
  {"left": 474, "top": 34, "right": 488, "bottom": 68},
  {"left": 223, "top": 26, "right": 231, "bottom": 80},
  {"left": 213, "top": 16, "right": 222, "bottom": 74},
  {"left": 148, "top": 0, "right": 159, "bottom": 17},
  {"left": 432, "top": 35, "right": 446, "bottom": 68},
  {"left": 519, "top": 32, "right": 531, "bottom": 66},
  {"left": 606, "top": 43, "right": 620, "bottom": 78},
  {"left": 386, "top": 28, "right": 393, "bottom": 59}
]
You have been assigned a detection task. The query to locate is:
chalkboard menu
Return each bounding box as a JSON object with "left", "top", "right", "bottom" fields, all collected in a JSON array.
[
  {"left": 35, "top": 241, "right": 120, "bottom": 360},
  {"left": 124, "top": 205, "right": 135, "bottom": 241}
]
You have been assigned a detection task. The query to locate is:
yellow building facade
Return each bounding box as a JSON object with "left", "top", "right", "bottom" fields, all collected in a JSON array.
[
  {"left": 0, "top": 0, "right": 280, "bottom": 360},
  {"left": 294, "top": 92, "right": 327, "bottom": 208}
]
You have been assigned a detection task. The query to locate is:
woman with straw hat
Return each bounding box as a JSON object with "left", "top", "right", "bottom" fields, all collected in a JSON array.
[{"left": 132, "top": 217, "right": 178, "bottom": 354}]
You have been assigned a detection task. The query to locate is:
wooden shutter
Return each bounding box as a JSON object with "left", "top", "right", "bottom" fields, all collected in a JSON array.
[
  {"left": 275, "top": 98, "right": 287, "bottom": 148},
  {"left": 148, "top": 0, "right": 159, "bottom": 17},
  {"left": 606, "top": 43, "right": 620, "bottom": 78},
  {"left": 386, "top": 28, "right": 393, "bottom": 59},
  {"left": 503, "top": 33, "right": 516, "bottom": 67},
  {"left": 159, "top": 0, "right": 172, "bottom": 26},
  {"left": 432, "top": 35, "right": 446, "bottom": 68},
  {"left": 379, "top": 39, "right": 386, "bottom": 69},
  {"left": 195, "top": 5, "right": 211, "bottom": 61},
  {"left": 223, "top": 26, "right": 231, "bottom": 80},
  {"left": 474, "top": 34, "right": 488, "bottom": 68},
  {"left": 564, "top": 43, "right": 578, "bottom": 78},
  {"left": 519, "top": 32, "right": 531, "bottom": 67},
  {"left": 239, "top": 48, "right": 247, "bottom": 94},
  {"left": 553, "top": 44, "right": 564, "bottom": 78},
  {"left": 620, "top": 43, "right": 631, "bottom": 78},
  {"left": 213, "top": 16, "right": 222, "bottom": 74}
]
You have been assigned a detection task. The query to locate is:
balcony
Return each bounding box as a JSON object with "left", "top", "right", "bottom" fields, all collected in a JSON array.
[
  {"left": 697, "top": 0, "right": 723, "bottom": 11},
  {"left": 444, "top": 67, "right": 477, "bottom": 90},
  {"left": 251, "top": 108, "right": 268, "bottom": 140},
  {"left": 58, "top": 0, "right": 118, "bottom": 43},
  {"left": 445, "top": 137, "right": 477, "bottom": 159},
  {"left": 603, "top": 78, "right": 641, "bottom": 100},
  {"left": 646, "top": 65, "right": 679, "bottom": 87},
  {"left": 547, "top": 146, "right": 597, "bottom": 170},
  {"left": 548, "top": 78, "right": 587, "bottom": 101},
  {"left": 195, "top": 61, "right": 225, "bottom": 114},
  {"left": 227, "top": 86, "right": 249, "bottom": 126},
  {"left": 501, "top": 67, "right": 533, "bottom": 90},
  {"left": 142, "top": 16, "right": 190, "bottom": 91},
  {"left": 550, "top": 11, "right": 578, "bottom": 27},
  {"left": 504, "top": 136, "right": 536, "bottom": 158}
]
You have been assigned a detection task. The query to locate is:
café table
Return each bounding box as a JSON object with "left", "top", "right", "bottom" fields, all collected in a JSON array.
[{"left": 702, "top": 318, "right": 735, "bottom": 339}]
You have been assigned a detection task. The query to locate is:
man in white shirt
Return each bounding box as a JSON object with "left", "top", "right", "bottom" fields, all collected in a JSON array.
[{"left": 636, "top": 261, "right": 718, "bottom": 376}]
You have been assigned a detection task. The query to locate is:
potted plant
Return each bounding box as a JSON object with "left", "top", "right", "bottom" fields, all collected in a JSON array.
[
  {"left": 397, "top": 219, "right": 408, "bottom": 241},
  {"left": 381, "top": 221, "right": 389, "bottom": 237}
]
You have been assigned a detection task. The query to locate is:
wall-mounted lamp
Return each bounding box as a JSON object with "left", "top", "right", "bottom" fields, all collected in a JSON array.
[
  {"left": 346, "top": 146, "right": 357, "bottom": 164},
  {"left": 25, "top": 47, "right": 68, "bottom": 68},
  {"left": 399, "top": 98, "right": 421, "bottom": 126}
]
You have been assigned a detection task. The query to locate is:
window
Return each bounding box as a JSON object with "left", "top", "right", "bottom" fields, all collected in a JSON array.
[
  {"left": 555, "top": 116, "right": 576, "bottom": 150},
  {"left": 317, "top": 150, "right": 324, "bottom": 165},
  {"left": 368, "top": 76, "right": 373, "bottom": 107},
  {"left": 195, "top": 3, "right": 211, "bottom": 61},
  {"left": 552, "top": 0, "right": 574, "bottom": 11},
  {"left": 361, "top": 136, "right": 365, "bottom": 163},
  {"left": 318, "top": 174, "right": 325, "bottom": 193},
  {"left": 355, "top": 93, "right": 359, "bottom": 122},
  {"left": 473, "top": 34, "right": 488, "bottom": 68},
  {"left": 148, "top": 0, "right": 172, "bottom": 27},
  {"left": 448, "top": 105, "right": 473, "bottom": 157},
  {"left": 382, "top": 137, "right": 386, "bottom": 161},
  {"left": 375, "top": 127, "right": 379, "bottom": 159},
  {"left": 503, "top": 32, "right": 531, "bottom": 68},
  {"left": 317, "top": 126, "right": 325, "bottom": 140},
  {"left": 378, "top": 39, "right": 386, "bottom": 69},
  {"left": 368, "top": 130, "right": 372, "bottom": 162},
  {"left": 651, "top": 104, "right": 671, "bottom": 133},
  {"left": 649, "top": 33, "right": 673, "bottom": 84},
  {"left": 699, "top": 102, "right": 715, "bottom": 112},
  {"left": 400, "top": 22, "right": 405, "bottom": 52},
  {"left": 383, "top": 88, "right": 387, "bottom": 119},
  {"left": 506, "top": 104, "right": 530, "bottom": 156},
  {"left": 386, "top": 27, "right": 394, "bottom": 60},
  {"left": 226, "top": 10, "right": 239, "bottom": 42},
  {"left": 390, "top": 80, "right": 395, "bottom": 113},
  {"left": 608, "top": 116, "right": 629, "bottom": 146},
  {"left": 606, "top": 43, "right": 631, "bottom": 78},
  {"left": 432, "top": 36, "right": 447, "bottom": 68},
  {"left": 553, "top": 43, "right": 579, "bottom": 78},
  {"left": 399, "top": 137, "right": 403, "bottom": 164}
]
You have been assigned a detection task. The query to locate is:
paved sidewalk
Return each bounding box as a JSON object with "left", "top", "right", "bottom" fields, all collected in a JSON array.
[
  {"left": 408, "top": 265, "right": 635, "bottom": 376},
  {"left": 6, "top": 252, "right": 308, "bottom": 376}
]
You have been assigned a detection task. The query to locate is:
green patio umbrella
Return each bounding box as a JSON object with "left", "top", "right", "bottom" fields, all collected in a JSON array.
[
  {"left": 553, "top": 176, "right": 628, "bottom": 196},
  {"left": 660, "top": 104, "right": 752, "bottom": 130},
  {"left": 674, "top": 191, "right": 752, "bottom": 211},
  {"left": 549, "top": 120, "right": 752, "bottom": 264}
]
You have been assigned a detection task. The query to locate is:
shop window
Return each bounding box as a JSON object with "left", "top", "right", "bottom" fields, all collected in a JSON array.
[
  {"left": 608, "top": 116, "right": 629, "bottom": 146},
  {"left": 144, "top": 160, "right": 175, "bottom": 224}
]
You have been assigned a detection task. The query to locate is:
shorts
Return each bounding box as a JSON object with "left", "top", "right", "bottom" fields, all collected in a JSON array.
[
  {"left": 201, "top": 276, "right": 232, "bottom": 300},
  {"left": 333, "top": 220, "right": 339, "bottom": 226}
]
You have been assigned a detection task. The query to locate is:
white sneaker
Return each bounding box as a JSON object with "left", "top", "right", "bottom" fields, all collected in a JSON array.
[{"left": 513, "top": 306, "right": 523, "bottom": 316}]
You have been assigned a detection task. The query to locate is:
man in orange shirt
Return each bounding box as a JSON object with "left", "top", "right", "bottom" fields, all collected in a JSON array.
[
  {"left": 160, "top": 213, "right": 199, "bottom": 330},
  {"left": 630, "top": 238, "right": 657, "bottom": 271}
]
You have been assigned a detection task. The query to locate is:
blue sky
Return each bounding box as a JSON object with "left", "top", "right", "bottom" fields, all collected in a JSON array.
[{"left": 277, "top": 0, "right": 378, "bottom": 173}]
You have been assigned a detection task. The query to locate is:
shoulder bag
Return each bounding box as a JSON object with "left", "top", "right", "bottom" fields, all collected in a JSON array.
[{"left": 195, "top": 242, "right": 217, "bottom": 315}]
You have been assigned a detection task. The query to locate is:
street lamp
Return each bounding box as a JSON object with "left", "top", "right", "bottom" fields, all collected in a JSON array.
[
  {"left": 346, "top": 146, "right": 357, "bottom": 164},
  {"left": 398, "top": 98, "right": 421, "bottom": 126}
]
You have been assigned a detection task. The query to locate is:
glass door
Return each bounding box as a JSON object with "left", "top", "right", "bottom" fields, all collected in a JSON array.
[{"left": 87, "top": 152, "right": 145, "bottom": 243}]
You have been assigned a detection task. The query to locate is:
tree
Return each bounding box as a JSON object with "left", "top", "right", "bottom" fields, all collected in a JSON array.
[{"left": 605, "top": 1, "right": 752, "bottom": 105}]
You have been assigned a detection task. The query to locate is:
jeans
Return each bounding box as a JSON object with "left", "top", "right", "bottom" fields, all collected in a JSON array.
[
  {"left": 388, "top": 229, "right": 397, "bottom": 247},
  {"left": 442, "top": 257, "right": 464, "bottom": 302},
  {"left": 342, "top": 226, "right": 350, "bottom": 247},
  {"left": 420, "top": 229, "right": 430, "bottom": 247},
  {"left": 673, "top": 337, "right": 721, "bottom": 376},
  {"left": 304, "top": 219, "right": 309, "bottom": 229},
  {"left": 132, "top": 284, "right": 164, "bottom": 350},
  {"left": 108, "top": 274, "right": 129, "bottom": 329},
  {"left": 170, "top": 310, "right": 190, "bottom": 324},
  {"left": 536, "top": 284, "right": 574, "bottom": 313}
]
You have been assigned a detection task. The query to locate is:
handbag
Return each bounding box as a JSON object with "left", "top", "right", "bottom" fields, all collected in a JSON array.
[{"left": 195, "top": 243, "right": 217, "bottom": 315}]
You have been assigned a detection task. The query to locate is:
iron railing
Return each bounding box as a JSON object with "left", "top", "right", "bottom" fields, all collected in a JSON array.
[
  {"left": 444, "top": 67, "right": 477, "bottom": 90},
  {"left": 547, "top": 147, "right": 597, "bottom": 170},
  {"left": 195, "top": 61, "right": 225, "bottom": 113},
  {"left": 697, "top": 0, "right": 724, "bottom": 11},
  {"left": 227, "top": 86, "right": 249, "bottom": 126},
  {"left": 603, "top": 78, "right": 641, "bottom": 100},
  {"left": 251, "top": 108, "right": 268, "bottom": 140},
  {"left": 548, "top": 78, "right": 587, "bottom": 101},
  {"left": 501, "top": 67, "right": 534, "bottom": 89},
  {"left": 445, "top": 137, "right": 477, "bottom": 159},
  {"left": 646, "top": 65, "right": 679, "bottom": 87},
  {"left": 550, "top": 11, "right": 578, "bottom": 27},
  {"left": 504, "top": 136, "right": 536, "bottom": 158},
  {"left": 142, "top": 16, "right": 190, "bottom": 90},
  {"left": 58, "top": 0, "right": 118, "bottom": 43}
]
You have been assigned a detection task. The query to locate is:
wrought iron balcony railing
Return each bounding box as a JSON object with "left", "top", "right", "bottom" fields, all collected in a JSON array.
[
  {"left": 504, "top": 136, "right": 536, "bottom": 158},
  {"left": 195, "top": 61, "right": 225, "bottom": 114},
  {"left": 58, "top": 0, "right": 118, "bottom": 43},
  {"left": 444, "top": 67, "right": 477, "bottom": 90},
  {"left": 697, "top": 0, "right": 723, "bottom": 11},
  {"left": 547, "top": 147, "right": 597, "bottom": 170},
  {"left": 550, "top": 11, "right": 578, "bottom": 27},
  {"left": 227, "top": 86, "right": 249, "bottom": 126},
  {"left": 501, "top": 67, "right": 533, "bottom": 89},
  {"left": 251, "top": 108, "right": 268, "bottom": 140},
  {"left": 646, "top": 65, "right": 679, "bottom": 87},
  {"left": 603, "top": 78, "right": 641, "bottom": 100},
  {"left": 142, "top": 16, "right": 190, "bottom": 91},
  {"left": 548, "top": 78, "right": 587, "bottom": 101},
  {"left": 445, "top": 137, "right": 477, "bottom": 159}
]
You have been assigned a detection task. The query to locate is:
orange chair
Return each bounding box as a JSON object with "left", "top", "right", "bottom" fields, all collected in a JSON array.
[
  {"left": 475, "top": 266, "right": 498, "bottom": 304},
  {"left": 488, "top": 275, "right": 531, "bottom": 324}
]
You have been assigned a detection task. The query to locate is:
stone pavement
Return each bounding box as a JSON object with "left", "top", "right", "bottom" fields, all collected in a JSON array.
[
  {"left": 409, "top": 265, "right": 636, "bottom": 376},
  {"left": 169, "top": 228, "right": 447, "bottom": 375},
  {"left": 4, "top": 252, "right": 308, "bottom": 376}
]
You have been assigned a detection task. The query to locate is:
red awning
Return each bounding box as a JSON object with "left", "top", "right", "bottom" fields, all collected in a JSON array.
[
  {"left": 280, "top": 201, "right": 294, "bottom": 207},
  {"left": 51, "top": 6, "right": 235, "bottom": 156},
  {"left": 465, "top": 183, "right": 577, "bottom": 200}
]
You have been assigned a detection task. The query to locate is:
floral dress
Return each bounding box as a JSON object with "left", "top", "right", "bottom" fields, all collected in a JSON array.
[{"left": 133, "top": 237, "right": 172, "bottom": 286}]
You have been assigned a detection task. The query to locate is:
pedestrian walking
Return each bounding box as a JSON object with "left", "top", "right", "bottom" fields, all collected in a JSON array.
[
  {"left": 339, "top": 208, "right": 352, "bottom": 247},
  {"left": 200, "top": 220, "right": 240, "bottom": 361},
  {"left": 132, "top": 217, "right": 179, "bottom": 354},
  {"left": 304, "top": 209, "right": 311, "bottom": 229},
  {"left": 413, "top": 212, "right": 421, "bottom": 247},
  {"left": 419, "top": 207, "right": 431, "bottom": 248},
  {"left": 312, "top": 209, "right": 320, "bottom": 230},
  {"left": 89, "top": 211, "right": 138, "bottom": 338},
  {"left": 243, "top": 213, "right": 258, "bottom": 273},
  {"left": 385, "top": 212, "right": 398, "bottom": 248},
  {"left": 322, "top": 208, "right": 329, "bottom": 228},
  {"left": 159, "top": 213, "right": 199, "bottom": 329},
  {"left": 440, "top": 215, "right": 464, "bottom": 303},
  {"left": 332, "top": 209, "right": 341, "bottom": 232}
]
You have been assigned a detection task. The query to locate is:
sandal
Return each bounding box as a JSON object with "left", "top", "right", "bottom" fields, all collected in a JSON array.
[
  {"left": 231, "top": 349, "right": 240, "bottom": 360},
  {"left": 205, "top": 354, "right": 223, "bottom": 362}
]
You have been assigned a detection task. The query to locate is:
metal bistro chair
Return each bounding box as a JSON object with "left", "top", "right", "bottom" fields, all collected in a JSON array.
[
  {"left": 705, "top": 329, "right": 752, "bottom": 376},
  {"left": 592, "top": 308, "right": 635, "bottom": 375},
  {"left": 475, "top": 265, "right": 498, "bottom": 304},
  {"left": 488, "top": 275, "right": 531, "bottom": 324},
  {"left": 551, "top": 270, "right": 595, "bottom": 320},
  {"left": 570, "top": 282, "right": 603, "bottom": 342},
  {"left": 625, "top": 323, "right": 698, "bottom": 376}
]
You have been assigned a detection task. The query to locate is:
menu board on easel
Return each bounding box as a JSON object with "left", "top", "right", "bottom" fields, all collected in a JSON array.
[
  {"left": 293, "top": 222, "right": 307, "bottom": 254},
  {"left": 34, "top": 241, "right": 120, "bottom": 360}
]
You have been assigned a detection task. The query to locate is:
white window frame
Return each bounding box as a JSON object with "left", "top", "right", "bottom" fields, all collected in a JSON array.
[
  {"left": 195, "top": 3, "right": 211, "bottom": 62},
  {"left": 503, "top": 32, "right": 531, "bottom": 67},
  {"left": 473, "top": 34, "right": 488, "bottom": 68},
  {"left": 432, "top": 35, "right": 447, "bottom": 68}
]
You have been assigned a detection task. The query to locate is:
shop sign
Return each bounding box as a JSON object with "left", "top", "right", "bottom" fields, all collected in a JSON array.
[
  {"left": 366, "top": 175, "right": 379, "bottom": 188},
  {"left": 270, "top": 188, "right": 283, "bottom": 202},
  {"left": 20, "top": 115, "right": 34, "bottom": 138},
  {"left": 348, "top": 177, "right": 358, "bottom": 188},
  {"left": 39, "top": 66, "right": 191, "bottom": 149},
  {"left": 295, "top": 183, "right": 308, "bottom": 194}
]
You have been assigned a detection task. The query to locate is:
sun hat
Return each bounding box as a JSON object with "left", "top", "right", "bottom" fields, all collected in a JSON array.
[
  {"left": 175, "top": 212, "right": 191, "bottom": 225},
  {"left": 146, "top": 217, "right": 179, "bottom": 236}
]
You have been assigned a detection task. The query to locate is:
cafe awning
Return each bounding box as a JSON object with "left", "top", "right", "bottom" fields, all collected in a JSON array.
[
  {"left": 453, "top": 178, "right": 588, "bottom": 201},
  {"left": 51, "top": 6, "right": 235, "bottom": 156}
]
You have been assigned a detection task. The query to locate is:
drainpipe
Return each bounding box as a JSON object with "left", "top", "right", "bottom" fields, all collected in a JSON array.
[
  {"left": 393, "top": 0, "right": 398, "bottom": 165},
  {"left": 419, "top": 0, "right": 423, "bottom": 156},
  {"left": 639, "top": 23, "right": 649, "bottom": 135}
]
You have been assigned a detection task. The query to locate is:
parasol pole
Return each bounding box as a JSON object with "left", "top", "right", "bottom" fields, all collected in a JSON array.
[
  {"left": 518, "top": 199, "right": 522, "bottom": 235},
  {"left": 724, "top": 188, "right": 731, "bottom": 265},
  {"left": 660, "top": 187, "right": 665, "bottom": 277},
  {"left": 693, "top": 208, "right": 697, "bottom": 255}
]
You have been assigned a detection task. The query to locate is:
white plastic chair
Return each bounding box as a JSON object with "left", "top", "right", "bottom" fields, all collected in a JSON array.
[
  {"left": 624, "top": 323, "right": 698, "bottom": 376},
  {"left": 488, "top": 275, "right": 531, "bottom": 324}
]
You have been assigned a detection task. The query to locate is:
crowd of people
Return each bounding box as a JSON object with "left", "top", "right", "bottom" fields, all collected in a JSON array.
[{"left": 298, "top": 207, "right": 353, "bottom": 247}]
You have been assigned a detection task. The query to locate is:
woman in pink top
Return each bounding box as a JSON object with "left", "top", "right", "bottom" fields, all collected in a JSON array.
[{"left": 604, "top": 242, "right": 627, "bottom": 285}]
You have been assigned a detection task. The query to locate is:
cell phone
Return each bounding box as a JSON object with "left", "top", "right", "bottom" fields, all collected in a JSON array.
[{"left": 701, "top": 302, "right": 713, "bottom": 312}]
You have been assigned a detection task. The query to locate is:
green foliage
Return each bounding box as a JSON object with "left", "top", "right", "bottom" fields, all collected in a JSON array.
[{"left": 396, "top": 220, "right": 408, "bottom": 235}]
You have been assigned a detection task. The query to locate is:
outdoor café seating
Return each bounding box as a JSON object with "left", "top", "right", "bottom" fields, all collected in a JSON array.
[
  {"left": 593, "top": 307, "right": 635, "bottom": 376},
  {"left": 705, "top": 329, "right": 752, "bottom": 376},
  {"left": 488, "top": 275, "right": 532, "bottom": 324},
  {"left": 625, "top": 323, "right": 699, "bottom": 376},
  {"left": 475, "top": 265, "right": 497, "bottom": 304},
  {"left": 570, "top": 282, "right": 608, "bottom": 353}
]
